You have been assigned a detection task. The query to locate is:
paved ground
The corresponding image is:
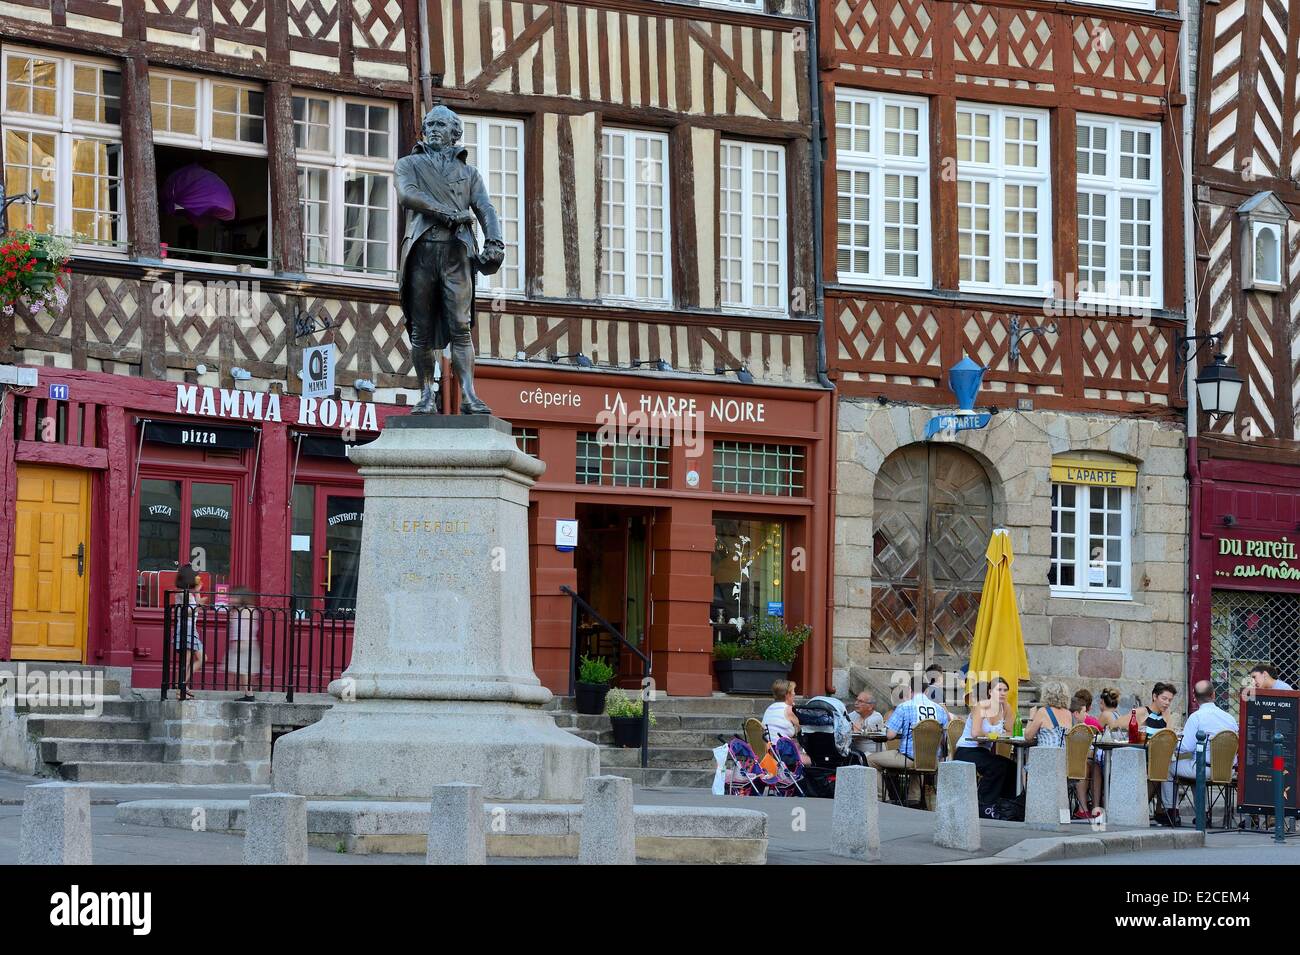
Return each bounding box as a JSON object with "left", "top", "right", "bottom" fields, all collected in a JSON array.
[
  {"left": 0, "top": 767, "right": 1234, "bottom": 865},
  {"left": 1037, "top": 829, "right": 1299, "bottom": 865}
]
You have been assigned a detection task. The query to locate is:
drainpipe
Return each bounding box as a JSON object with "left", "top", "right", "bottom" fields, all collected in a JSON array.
[
  {"left": 1179, "top": 0, "right": 1203, "bottom": 696},
  {"left": 807, "top": 0, "right": 838, "bottom": 694}
]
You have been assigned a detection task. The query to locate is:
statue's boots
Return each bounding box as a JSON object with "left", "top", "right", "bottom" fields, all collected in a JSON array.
[
  {"left": 411, "top": 347, "right": 439, "bottom": 414},
  {"left": 452, "top": 341, "right": 492, "bottom": 415}
]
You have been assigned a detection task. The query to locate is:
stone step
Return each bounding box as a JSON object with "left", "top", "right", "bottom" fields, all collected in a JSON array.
[
  {"left": 23, "top": 716, "right": 152, "bottom": 741},
  {"left": 597, "top": 766, "right": 717, "bottom": 788},
  {"left": 14, "top": 698, "right": 137, "bottom": 718},
  {"left": 598, "top": 745, "right": 721, "bottom": 770},
  {"left": 552, "top": 711, "right": 761, "bottom": 733},
  {"left": 566, "top": 727, "right": 736, "bottom": 749},
  {"left": 40, "top": 738, "right": 166, "bottom": 764},
  {"left": 54, "top": 760, "right": 268, "bottom": 785},
  {"left": 551, "top": 695, "right": 770, "bottom": 717}
]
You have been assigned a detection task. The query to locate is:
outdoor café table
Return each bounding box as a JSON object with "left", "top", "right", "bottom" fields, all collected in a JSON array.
[
  {"left": 852, "top": 732, "right": 888, "bottom": 756},
  {"left": 975, "top": 736, "right": 1035, "bottom": 795}
]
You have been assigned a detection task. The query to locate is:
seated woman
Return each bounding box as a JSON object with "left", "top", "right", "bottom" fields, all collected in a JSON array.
[
  {"left": 762, "top": 679, "right": 801, "bottom": 742},
  {"left": 953, "top": 677, "right": 1017, "bottom": 806},
  {"left": 1097, "top": 686, "right": 1124, "bottom": 733},
  {"left": 1024, "top": 681, "right": 1074, "bottom": 748}
]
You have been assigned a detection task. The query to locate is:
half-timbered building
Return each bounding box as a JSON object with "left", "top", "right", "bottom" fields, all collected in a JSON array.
[
  {"left": 0, "top": 1, "right": 832, "bottom": 699},
  {"left": 823, "top": 0, "right": 1191, "bottom": 704},
  {"left": 1188, "top": 0, "right": 1300, "bottom": 711}
]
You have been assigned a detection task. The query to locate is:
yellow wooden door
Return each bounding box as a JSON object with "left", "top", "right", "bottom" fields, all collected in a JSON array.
[{"left": 11, "top": 466, "right": 90, "bottom": 661}]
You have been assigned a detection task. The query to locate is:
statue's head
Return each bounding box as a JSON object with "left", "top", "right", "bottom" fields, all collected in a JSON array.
[{"left": 422, "top": 106, "right": 463, "bottom": 149}]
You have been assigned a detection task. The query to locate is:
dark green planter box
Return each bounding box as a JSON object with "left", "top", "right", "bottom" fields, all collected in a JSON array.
[{"left": 714, "top": 659, "right": 790, "bottom": 695}]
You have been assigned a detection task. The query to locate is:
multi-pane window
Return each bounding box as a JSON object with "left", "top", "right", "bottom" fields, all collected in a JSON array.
[
  {"left": 956, "top": 104, "right": 1051, "bottom": 295},
  {"left": 512, "top": 428, "right": 539, "bottom": 458},
  {"left": 1076, "top": 116, "right": 1162, "bottom": 307},
  {"left": 835, "top": 90, "right": 929, "bottom": 286},
  {"left": 294, "top": 94, "right": 396, "bottom": 277},
  {"left": 720, "top": 140, "right": 786, "bottom": 311},
  {"left": 601, "top": 128, "right": 670, "bottom": 304},
  {"left": 1049, "top": 483, "right": 1131, "bottom": 598},
  {"left": 150, "top": 73, "right": 264, "bottom": 151},
  {"left": 576, "top": 433, "right": 669, "bottom": 488},
  {"left": 462, "top": 115, "right": 525, "bottom": 294},
  {"left": 1, "top": 49, "right": 123, "bottom": 245},
  {"left": 713, "top": 442, "right": 805, "bottom": 497}
]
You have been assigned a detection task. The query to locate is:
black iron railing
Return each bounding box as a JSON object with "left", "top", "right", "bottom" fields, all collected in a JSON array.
[
  {"left": 561, "top": 585, "right": 653, "bottom": 770},
  {"left": 162, "top": 591, "right": 354, "bottom": 703}
]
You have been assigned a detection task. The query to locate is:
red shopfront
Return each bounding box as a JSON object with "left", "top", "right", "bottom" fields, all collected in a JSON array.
[
  {"left": 0, "top": 368, "right": 398, "bottom": 686},
  {"left": 474, "top": 364, "right": 834, "bottom": 699},
  {"left": 1191, "top": 457, "right": 1300, "bottom": 713},
  {"left": 2, "top": 365, "right": 834, "bottom": 698}
]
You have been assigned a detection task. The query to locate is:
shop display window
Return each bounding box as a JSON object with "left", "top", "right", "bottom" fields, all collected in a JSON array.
[
  {"left": 135, "top": 478, "right": 234, "bottom": 606},
  {"left": 711, "top": 517, "right": 785, "bottom": 643}
]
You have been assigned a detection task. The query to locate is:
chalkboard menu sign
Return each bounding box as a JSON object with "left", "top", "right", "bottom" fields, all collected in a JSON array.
[{"left": 1238, "top": 690, "right": 1300, "bottom": 815}]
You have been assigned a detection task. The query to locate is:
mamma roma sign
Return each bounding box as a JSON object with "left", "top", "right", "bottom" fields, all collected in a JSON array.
[{"left": 174, "top": 384, "right": 379, "bottom": 433}]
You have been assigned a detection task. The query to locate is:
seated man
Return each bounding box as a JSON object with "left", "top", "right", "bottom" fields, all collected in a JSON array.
[
  {"left": 850, "top": 691, "right": 886, "bottom": 734},
  {"left": 1165, "top": 680, "right": 1237, "bottom": 814},
  {"left": 866, "top": 680, "right": 949, "bottom": 801}
]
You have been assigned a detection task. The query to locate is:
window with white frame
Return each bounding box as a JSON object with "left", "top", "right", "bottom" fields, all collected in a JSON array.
[
  {"left": 720, "top": 140, "right": 786, "bottom": 311},
  {"left": 294, "top": 94, "right": 395, "bottom": 278},
  {"left": 1065, "top": 0, "right": 1154, "bottom": 10},
  {"left": 601, "top": 127, "right": 670, "bottom": 304},
  {"left": 834, "top": 89, "right": 929, "bottom": 287},
  {"left": 1, "top": 48, "right": 124, "bottom": 247},
  {"left": 461, "top": 115, "right": 525, "bottom": 294},
  {"left": 1076, "top": 115, "right": 1162, "bottom": 307},
  {"left": 150, "top": 71, "right": 268, "bottom": 268},
  {"left": 1050, "top": 482, "right": 1131, "bottom": 598},
  {"left": 956, "top": 104, "right": 1051, "bottom": 295}
]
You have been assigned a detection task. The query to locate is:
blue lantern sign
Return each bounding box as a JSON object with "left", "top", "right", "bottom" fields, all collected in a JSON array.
[{"left": 923, "top": 357, "right": 991, "bottom": 441}]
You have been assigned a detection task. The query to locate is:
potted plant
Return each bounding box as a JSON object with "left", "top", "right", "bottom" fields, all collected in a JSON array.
[
  {"left": 713, "top": 619, "right": 812, "bottom": 695},
  {"left": 0, "top": 229, "right": 75, "bottom": 320},
  {"left": 604, "top": 687, "right": 656, "bottom": 748},
  {"left": 575, "top": 655, "right": 615, "bottom": 715}
]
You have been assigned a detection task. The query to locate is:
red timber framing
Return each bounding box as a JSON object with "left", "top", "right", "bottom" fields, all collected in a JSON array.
[
  {"left": 1191, "top": 0, "right": 1300, "bottom": 463},
  {"left": 819, "top": 0, "right": 1188, "bottom": 415}
]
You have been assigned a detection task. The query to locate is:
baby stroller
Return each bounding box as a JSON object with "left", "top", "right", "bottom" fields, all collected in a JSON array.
[
  {"left": 793, "top": 697, "right": 861, "bottom": 769},
  {"left": 722, "top": 734, "right": 804, "bottom": 796}
]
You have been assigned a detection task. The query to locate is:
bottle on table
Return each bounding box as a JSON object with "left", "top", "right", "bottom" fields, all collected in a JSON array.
[{"left": 1127, "top": 696, "right": 1142, "bottom": 743}]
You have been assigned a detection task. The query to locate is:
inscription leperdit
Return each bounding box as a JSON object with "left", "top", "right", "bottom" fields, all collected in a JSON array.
[{"left": 390, "top": 519, "right": 472, "bottom": 534}]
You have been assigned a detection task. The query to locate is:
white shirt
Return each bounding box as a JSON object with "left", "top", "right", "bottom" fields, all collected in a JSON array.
[
  {"left": 1274, "top": 680, "right": 1293, "bottom": 690},
  {"left": 1178, "top": 702, "right": 1237, "bottom": 756},
  {"left": 762, "top": 701, "right": 796, "bottom": 741},
  {"left": 851, "top": 710, "right": 885, "bottom": 733}
]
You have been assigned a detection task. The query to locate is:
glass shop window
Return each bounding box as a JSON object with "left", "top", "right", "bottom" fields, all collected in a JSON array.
[
  {"left": 711, "top": 517, "right": 785, "bottom": 644},
  {"left": 135, "top": 477, "right": 235, "bottom": 606}
]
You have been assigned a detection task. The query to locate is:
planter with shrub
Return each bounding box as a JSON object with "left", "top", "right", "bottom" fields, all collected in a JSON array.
[
  {"left": 574, "top": 655, "right": 614, "bottom": 715},
  {"left": 604, "top": 687, "right": 656, "bottom": 747},
  {"left": 713, "top": 620, "right": 812, "bottom": 695}
]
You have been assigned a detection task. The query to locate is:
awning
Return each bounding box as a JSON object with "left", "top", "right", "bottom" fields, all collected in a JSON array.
[
  {"left": 290, "top": 430, "right": 378, "bottom": 459},
  {"left": 140, "top": 419, "right": 258, "bottom": 450}
]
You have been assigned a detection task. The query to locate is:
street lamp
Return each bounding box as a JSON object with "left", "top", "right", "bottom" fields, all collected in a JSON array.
[
  {"left": 947, "top": 356, "right": 986, "bottom": 413},
  {"left": 715, "top": 365, "right": 754, "bottom": 385},
  {"left": 1195, "top": 353, "right": 1243, "bottom": 419}
]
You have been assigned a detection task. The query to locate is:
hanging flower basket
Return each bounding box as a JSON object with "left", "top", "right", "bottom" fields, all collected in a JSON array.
[{"left": 0, "top": 228, "right": 75, "bottom": 319}]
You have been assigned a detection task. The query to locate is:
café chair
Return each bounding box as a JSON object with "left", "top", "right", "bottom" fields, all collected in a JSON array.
[
  {"left": 946, "top": 719, "right": 965, "bottom": 760},
  {"left": 1065, "top": 724, "right": 1097, "bottom": 817},
  {"left": 894, "top": 719, "right": 943, "bottom": 810},
  {"left": 1146, "top": 728, "right": 1178, "bottom": 817},
  {"left": 1207, "top": 731, "right": 1239, "bottom": 830}
]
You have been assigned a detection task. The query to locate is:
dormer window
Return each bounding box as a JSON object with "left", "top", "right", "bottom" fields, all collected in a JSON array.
[{"left": 1238, "top": 191, "right": 1290, "bottom": 292}]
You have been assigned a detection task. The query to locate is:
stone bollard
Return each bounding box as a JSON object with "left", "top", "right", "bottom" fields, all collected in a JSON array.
[
  {"left": 934, "top": 760, "right": 980, "bottom": 851},
  {"left": 1025, "top": 747, "right": 1069, "bottom": 829},
  {"left": 243, "top": 793, "right": 308, "bottom": 865},
  {"left": 831, "top": 764, "right": 881, "bottom": 861},
  {"left": 19, "top": 783, "right": 92, "bottom": 865},
  {"left": 426, "top": 783, "right": 486, "bottom": 865},
  {"left": 578, "top": 775, "right": 636, "bottom": 865},
  {"left": 1107, "top": 746, "right": 1150, "bottom": 829}
]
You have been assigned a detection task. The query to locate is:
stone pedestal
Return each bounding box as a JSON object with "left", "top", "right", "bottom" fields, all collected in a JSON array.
[
  {"left": 1025, "top": 747, "right": 1069, "bottom": 829},
  {"left": 934, "top": 760, "right": 980, "bottom": 851},
  {"left": 831, "top": 765, "right": 880, "bottom": 861},
  {"left": 272, "top": 416, "right": 598, "bottom": 801}
]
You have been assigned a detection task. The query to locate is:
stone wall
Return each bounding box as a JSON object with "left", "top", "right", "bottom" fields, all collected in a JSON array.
[{"left": 834, "top": 401, "right": 1187, "bottom": 705}]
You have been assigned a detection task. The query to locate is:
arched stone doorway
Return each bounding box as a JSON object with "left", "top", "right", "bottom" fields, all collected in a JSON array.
[{"left": 871, "top": 443, "right": 994, "bottom": 680}]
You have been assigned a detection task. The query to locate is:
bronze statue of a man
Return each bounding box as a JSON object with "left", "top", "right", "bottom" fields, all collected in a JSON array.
[{"left": 397, "top": 105, "right": 504, "bottom": 414}]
